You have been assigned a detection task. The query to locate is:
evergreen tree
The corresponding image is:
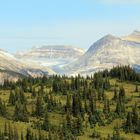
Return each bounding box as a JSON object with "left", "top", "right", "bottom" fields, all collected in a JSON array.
[
  {"left": 26, "top": 128, "right": 31, "bottom": 140},
  {"left": 0, "top": 98, "right": 7, "bottom": 117},
  {"left": 135, "top": 85, "right": 139, "bottom": 92},
  {"left": 8, "top": 122, "right": 13, "bottom": 140},
  {"left": 13, "top": 126, "right": 19, "bottom": 140},
  {"left": 125, "top": 112, "right": 133, "bottom": 132},
  {"left": 103, "top": 99, "right": 110, "bottom": 114},
  {"left": 4, "top": 122, "right": 8, "bottom": 138},
  {"left": 112, "top": 127, "right": 122, "bottom": 140},
  {"left": 89, "top": 95, "right": 96, "bottom": 114},
  {"left": 135, "top": 119, "right": 140, "bottom": 134},
  {"left": 13, "top": 102, "right": 29, "bottom": 122},
  {"left": 72, "top": 93, "right": 82, "bottom": 117},
  {"left": 119, "top": 87, "right": 125, "bottom": 102},
  {"left": 115, "top": 87, "right": 126, "bottom": 116},
  {"left": 115, "top": 98, "right": 125, "bottom": 116},
  {"left": 113, "top": 88, "right": 118, "bottom": 101},
  {"left": 66, "top": 111, "right": 72, "bottom": 129},
  {"left": 75, "top": 116, "right": 83, "bottom": 135},
  {"left": 21, "top": 132, "right": 24, "bottom": 140},
  {"left": 19, "top": 89, "right": 27, "bottom": 104},
  {"left": 35, "top": 96, "right": 44, "bottom": 117},
  {"left": 90, "top": 128, "right": 101, "bottom": 139},
  {"left": 42, "top": 110, "right": 50, "bottom": 131},
  {"left": 65, "top": 95, "right": 71, "bottom": 112},
  {"left": 84, "top": 100, "right": 88, "bottom": 113},
  {"left": 8, "top": 90, "right": 16, "bottom": 105},
  {"left": 132, "top": 103, "right": 139, "bottom": 126},
  {"left": 89, "top": 113, "right": 96, "bottom": 126}
]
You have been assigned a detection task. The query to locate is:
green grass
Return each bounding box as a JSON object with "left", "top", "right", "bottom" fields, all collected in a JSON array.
[{"left": 0, "top": 78, "right": 140, "bottom": 140}]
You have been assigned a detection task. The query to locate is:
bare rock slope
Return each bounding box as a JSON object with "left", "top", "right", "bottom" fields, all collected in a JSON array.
[{"left": 64, "top": 32, "right": 140, "bottom": 76}]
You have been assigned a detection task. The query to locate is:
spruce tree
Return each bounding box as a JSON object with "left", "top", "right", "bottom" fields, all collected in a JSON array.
[
  {"left": 113, "top": 88, "right": 118, "bottom": 101},
  {"left": 89, "top": 95, "right": 96, "bottom": 114},
  {"left": 119, "top": 87, "right": 125, "bottom": 102},
  {"left": 115, "top": 98, "right": 125, "bottom": 116},
  {"left": 13, "top": 126, "right": 19, "bottom": 140},
  {"left": 35, "top": 96, "right": 44, "bottom": 117},
  {"left": 65, "top": 95, "right": 71, "bottom": 112},
  {"left": 84, "top": 100, "right": 88, "bottom": 113},
  {"left": 125, "top": 112, "right": 133, "bottom": 132},
  {"left": 21, "top": 132, "right": 24, "bottom": 140},
  {"left": 13, "top": 102, "right": 29, "bottom": 122},
  {"left": 132, "top": 103, "right": 139, "bottom": 126},
  {"left": 75, "top": 116, "right": 83, "bottom": 135},
  {"left": 103, "top": 99, "right": 110, "bottom": 114},
  {"left": 135, "top": 119, "right": 140, "bottom": 134},
  {"left": 115, "top": 87, "right": 126, "bottom": 116},
  {"left": 135, "top": 85, "right": 139, "bottom": 92},
  {"left": 0, "top": 98, "right": 7, "bottom": 117},
  {"left": 72, "top": 93, "right": 82, "bottom": 117},
  {"left": 66, "top": 111, "right": 72, "bottom": 129},
  {"left": 26, "top": 128, "right": 31, "bottom": 140},
  {"left": 89, "top": 113, "right": 96, "bottom": 126},
  {"left": 42, "top": 110, "right": 50, "bottom": 131},
  {"left": 112, "top": 127, "right": 121, "bottom": 140},
  {"left": 8, "top": 90, "right": 15, "bottom": 105}
]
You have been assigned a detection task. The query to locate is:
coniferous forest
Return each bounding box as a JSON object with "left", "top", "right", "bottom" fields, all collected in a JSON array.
[{"left": 0, "top": 65, "right": 140, "bottom": 140}]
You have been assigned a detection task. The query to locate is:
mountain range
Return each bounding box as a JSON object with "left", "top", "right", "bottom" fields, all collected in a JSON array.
[
  {"left": 63, "top": 31, "right": 140, "bottom": 76},
  {"left": 15, "top": 45, "right": 85, "bottom": 73},
  {"left": 0, "top": 49, "right": 55, "bottom": 84},
  {"left": 0, "top": 30, "right": 140, "bottom": 82},
  {"left": 122, "top": 30, "right": 140, "bottom": 43}
]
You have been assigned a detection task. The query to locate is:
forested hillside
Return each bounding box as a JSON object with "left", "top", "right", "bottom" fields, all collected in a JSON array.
[{"left": 0, "top": 66, "right": 140, "bottom": 140}]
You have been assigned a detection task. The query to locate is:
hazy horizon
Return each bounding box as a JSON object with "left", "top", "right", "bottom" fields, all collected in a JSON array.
[{"left": 0, "top": 0, "right": 140, "bottom": 53}]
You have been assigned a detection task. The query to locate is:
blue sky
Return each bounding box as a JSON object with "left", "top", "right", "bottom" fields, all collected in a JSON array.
[{"left": 0, "top": 0, "right": 140, "bottom": 53}]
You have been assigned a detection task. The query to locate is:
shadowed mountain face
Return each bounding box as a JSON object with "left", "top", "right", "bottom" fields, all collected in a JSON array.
[
  {"left": 63, "top": 32, "right": 140, "bottom": 76},
  {"left": 15, "top": 45, "right": 85, "bottom": 73},
  {"left": 0, "top": 49, "right": 55, "bottom": 84}
]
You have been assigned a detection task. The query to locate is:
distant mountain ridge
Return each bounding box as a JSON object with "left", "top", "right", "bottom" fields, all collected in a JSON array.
[
  {"left": 0, "top": 49, "right": 55, "bottom": 84},
  {"left": 63, "top": 31, "right": 140, "bottom": 76},
  {"left": 16, "top": 45, "right": 84, "bottom": 59},
  {"left": 15, "top": 45, "right": 85, "bottom": 73},
  {"left": 1, "top": 30, "right": 140, "bottom": 79},
  {"left": 122, "top": 30, "right": 140, "bottom": 43}
]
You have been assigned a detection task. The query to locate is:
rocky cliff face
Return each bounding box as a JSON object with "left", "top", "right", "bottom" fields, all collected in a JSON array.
[
  {"left": 15, "top": 45, "right": 85, "bottom": 73},
  {"left": 63, "top": 32, "right": 140, "bottom": 76},
  {"left": 0, "top": 49, "right": 55, "bottom": 84},
  {"left": 1, "top": 31, "right": 140, "bottom": 78}
]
